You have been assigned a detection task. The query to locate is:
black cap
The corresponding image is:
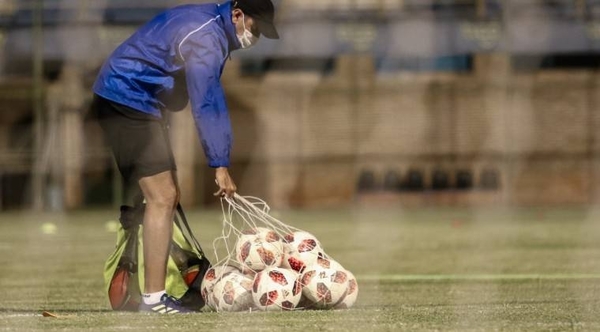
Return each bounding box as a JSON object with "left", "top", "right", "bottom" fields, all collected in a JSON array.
[{"left": 234, "top": 0, "right": 279, "bottom": 39}]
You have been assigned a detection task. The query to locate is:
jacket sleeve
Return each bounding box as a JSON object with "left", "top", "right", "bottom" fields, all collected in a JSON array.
[{"left": 179, "top": 30, "right": 232, "bottom": 168}]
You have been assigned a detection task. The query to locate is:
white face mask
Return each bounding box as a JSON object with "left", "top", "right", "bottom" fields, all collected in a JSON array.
[{"left": 237, "top": 14, "right": 258, "bottom": 49}]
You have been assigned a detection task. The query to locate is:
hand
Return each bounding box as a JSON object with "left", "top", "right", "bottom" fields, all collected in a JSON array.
[{"left": 213, "top": 167, "right": 237, "bottom": 198}]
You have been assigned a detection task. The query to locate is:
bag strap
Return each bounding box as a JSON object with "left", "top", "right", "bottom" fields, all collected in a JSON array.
[
  {"left": 174, "top": 203, "right": 206, "bottom": 257},
  {"left": 117, "top": 206, "right": 141, "bottom": 272},
  {"left": 130, "top": 181, "right": 205, "bottom": 257}
]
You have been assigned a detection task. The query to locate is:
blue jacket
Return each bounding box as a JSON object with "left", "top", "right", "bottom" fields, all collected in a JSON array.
[{"left": 93, "top": 1, "right": 241, "bottom": 168}]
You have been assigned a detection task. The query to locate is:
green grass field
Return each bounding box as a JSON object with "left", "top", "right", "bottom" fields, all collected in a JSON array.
[{"left": 1, "top": 205, "right": 600, "bottom": 331}]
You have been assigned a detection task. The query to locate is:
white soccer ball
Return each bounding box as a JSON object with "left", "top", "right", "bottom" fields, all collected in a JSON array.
[
  {"left": 235, "top": 228, "right": 284, "bottom": 272},
  {"left": 316, "top": 255, "right": 345, "bottom": 271},
  {"left": 255, "top": 227, "right": 282, "bottom": 243},
  {"left": 200, "top": 265, "right": 238, "bottom": 310},
  {"left": 300, "top": 259, "right": 349, "bottom": 309},
  {"left": 211, "top": 272, "right": 254, "bottom": 312},
  {"left": 252, "top": 267, "right": 302, "bottom": 311},
  {"left": 282, "top": 231, "right": 325, "bottom": 273},
  {"left": 334, "top": 269, "right": 358, "bottom": 309}
]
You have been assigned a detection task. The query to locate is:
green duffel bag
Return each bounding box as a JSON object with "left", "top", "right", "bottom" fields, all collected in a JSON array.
[{"left": 103, "top": 201, "right": 211, "bottom": 312}]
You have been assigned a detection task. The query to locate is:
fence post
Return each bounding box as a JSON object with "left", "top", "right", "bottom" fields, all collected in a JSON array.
[{"left": 32, "top": 0, "right": 45, "bottom": 210}]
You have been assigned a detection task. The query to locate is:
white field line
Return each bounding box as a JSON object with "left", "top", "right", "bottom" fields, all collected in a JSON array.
[
  {"left": 0, "top": 313, "right": 38, "bottom": 318},
  {"left": 357, "top": 274, "right": 600, "bottom": 281}
]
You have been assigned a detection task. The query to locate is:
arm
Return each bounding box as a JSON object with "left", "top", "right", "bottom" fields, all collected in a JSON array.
[{"left": 179, "top": 30, "right": 237, "bottom": 197}]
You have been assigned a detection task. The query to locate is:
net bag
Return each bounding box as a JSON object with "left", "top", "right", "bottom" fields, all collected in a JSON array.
[{"left": 201, "top": 194, "right": 358, "bottom": 312}]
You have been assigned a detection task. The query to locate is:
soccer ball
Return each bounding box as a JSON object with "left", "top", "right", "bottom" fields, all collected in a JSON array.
[
  {"left": 255, "top": 227, "right": 282, "bottom": 243},
  {"left": 200, "top": 265, "right": 238, "bottom": 310},
  {"left": 300, "top": 262, "right": 349, "bottom": 309},
  {"left": 282, "top": 231, "right": 325, "bottom": 273},
  {"left": 252, "top": 267, "right": 302, "bottom": 311},
  {"left": 211, "top": 272, "right": 254, "bottom": 312},
  {"left": 235, "top": 228, "right": 284, "bottom": 272},
  {"left": 316, "top": 255, "right": 345, "bottom": 270},
  {"left": 334, "top": 269, "right": 358, "bottom": 309}
]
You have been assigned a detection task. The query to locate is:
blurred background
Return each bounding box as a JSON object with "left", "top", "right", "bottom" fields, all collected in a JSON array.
[{"left": 1, "top": 0, "right": 599, "bottom": 211}]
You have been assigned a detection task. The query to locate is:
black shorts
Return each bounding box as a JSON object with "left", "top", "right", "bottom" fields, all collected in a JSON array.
[{"left": 92, "top": 94, "right": 176, "bottom": 185}]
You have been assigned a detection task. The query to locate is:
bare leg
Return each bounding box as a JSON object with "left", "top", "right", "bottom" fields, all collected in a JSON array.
[{"left": 138, "top": 170, "right": 180, "bottom": 294}]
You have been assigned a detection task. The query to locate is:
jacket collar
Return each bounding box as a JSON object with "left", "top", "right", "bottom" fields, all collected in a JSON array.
[{"left": 218, "top": 1, "right": 241, "bottom": 51}]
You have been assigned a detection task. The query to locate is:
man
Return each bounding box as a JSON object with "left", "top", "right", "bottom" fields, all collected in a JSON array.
[{"left": 92, "top": 0, "right": 279, "bottom": 313}]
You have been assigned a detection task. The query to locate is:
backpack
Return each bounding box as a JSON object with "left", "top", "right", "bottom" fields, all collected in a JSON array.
[{"left": 103, "top": 200, "right": 211, "bottom": 311}]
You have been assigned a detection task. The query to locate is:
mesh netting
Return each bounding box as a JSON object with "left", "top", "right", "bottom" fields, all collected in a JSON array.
[{"left": 200, "top": 194, "right": 358, "bottom": 312}]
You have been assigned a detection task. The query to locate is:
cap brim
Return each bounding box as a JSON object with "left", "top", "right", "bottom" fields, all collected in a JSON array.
[{"left": 256, "top": 19, "right": 279, "bottom": 39}]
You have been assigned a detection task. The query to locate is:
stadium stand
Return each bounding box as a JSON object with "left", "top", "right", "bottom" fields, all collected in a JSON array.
[{"left": 1, "top": 0, "right": 599, "bottom": 209}]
